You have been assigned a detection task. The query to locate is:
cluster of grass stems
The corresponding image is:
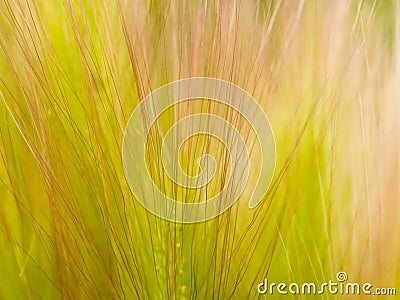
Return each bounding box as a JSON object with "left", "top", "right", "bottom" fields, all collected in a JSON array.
[{"left": 0, "top": 0, "right": 399, "bottom": 299}]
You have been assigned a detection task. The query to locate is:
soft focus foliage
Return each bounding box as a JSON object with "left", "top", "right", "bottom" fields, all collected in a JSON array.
[{"left": 0, "top": 0, "right": 399, "bottom": 299}]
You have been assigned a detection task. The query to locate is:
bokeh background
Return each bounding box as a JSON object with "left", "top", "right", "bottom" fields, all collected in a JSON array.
[{"left": 0, "top": 0, "right": 399, "bottom": 299}]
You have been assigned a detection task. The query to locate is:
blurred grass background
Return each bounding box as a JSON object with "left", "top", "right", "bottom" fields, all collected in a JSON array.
[{"left": 0, "top": 0, "right": 399, "bottom": 299}]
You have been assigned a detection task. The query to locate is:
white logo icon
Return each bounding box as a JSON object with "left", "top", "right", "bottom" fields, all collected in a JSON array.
[{"left": 122, "top": 77, "right": 276, "bottom": 223}]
